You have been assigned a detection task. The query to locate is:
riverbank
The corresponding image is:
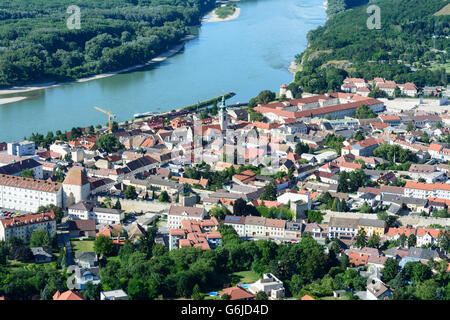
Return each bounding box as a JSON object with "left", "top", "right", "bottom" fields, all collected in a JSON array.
[
  {"left": 0, "top": 40, "right": 191, "bottom": 97},
  {"left": 202, "top": 7, "right": 241, "bottom": 23},
  {"left": 0, "top": 96, "right": 28, "bottom": 106}
]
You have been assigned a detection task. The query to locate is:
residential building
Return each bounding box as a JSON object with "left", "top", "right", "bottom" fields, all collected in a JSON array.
[
  {"left": 30, "top": 247, "right": 54, "bottom": 263},
  {"left": 53, "top": 290, "right": 84, "bottom": 301},
  {"left": 328, "top": 217, "right": 359, "bottom": 239},
  {"left": 244, "top": 216, "right": 266, "bottom": 237},
  {"left": 220, "top": 286, "right": 255, "bottom": 301},
  {"left": 248, "top": 273, "right": 285, "bottom": 299},
  {"left": 224, "top": 215, "right": 246, "bottom": 237},
  {"left": 169, "top": 217, "right": 221, "bottom": 250},
  {"left": 366, "top": 281, "right": 392, "bottom": 300},
  {"left": 0, "top": 174, "right": 63, "bottom": 212},
  {"left": 100, "top": 290, "right": 129, "bottom": 300},
  {"left": 264, "top": 218, "right": 286, "bottom": 238},
  {"left": 68, "top": 200, "right": 124, "bottom": 225},
  {"left": 0, "top": 211, "right": 56, "bottom": 242},
  {"left": 358, "top": 218, "right": 386, "bottom": 237},
  {"left": 167, "top": 205, "right": 206, "bottom": 229},
  {"left": 0, "top": 158, "right": 43, "bottom": 179},
  {"left": 7, "top": 141, "right": 35, "bottom": 156},
  {"left": 404, "top": 181, "right": 450, "bottom": 200}
]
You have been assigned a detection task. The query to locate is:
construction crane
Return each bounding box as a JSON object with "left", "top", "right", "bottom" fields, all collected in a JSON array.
[{"left": 94, "top": 107, "right": 116, "bottom": 134}]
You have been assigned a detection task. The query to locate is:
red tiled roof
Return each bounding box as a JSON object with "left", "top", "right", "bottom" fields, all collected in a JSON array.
[
  {"left": 221, "top": 286, "right": 255, "bottom": 300},
  {"left": 53, "top": 290, "right": 84, "bottom": 301}
]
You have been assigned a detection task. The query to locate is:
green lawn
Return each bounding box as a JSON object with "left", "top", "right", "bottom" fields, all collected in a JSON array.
[
  {"left": 230, "top": 270, "right": 260, "bottom": 284},
  {"left": 316, "top": 148, "right": 334, "bottom": 154},
  {"left": 71, "top": 240, "right": 95, "bottom": 253}
]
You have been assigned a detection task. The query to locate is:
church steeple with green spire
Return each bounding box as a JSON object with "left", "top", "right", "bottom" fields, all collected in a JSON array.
[{"left": 219, "top": 95, "right": 227, "bottom": 131}]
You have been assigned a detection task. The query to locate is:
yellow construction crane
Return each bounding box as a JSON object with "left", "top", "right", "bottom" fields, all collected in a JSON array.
[{"left": 94, "top": 107, "right": 116, "bottom": 134}]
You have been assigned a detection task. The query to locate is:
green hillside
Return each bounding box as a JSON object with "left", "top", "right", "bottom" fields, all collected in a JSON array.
[
  {"left": 292, "top": 0, "right": 450, "bottom": 94},
  {"left": 0, "top": 0, "right": 216, "bottom": 86}
]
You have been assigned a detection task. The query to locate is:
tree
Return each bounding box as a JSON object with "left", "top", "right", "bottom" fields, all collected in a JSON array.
[
  {"left": 382, "top": 258, "right": 400, "bottom": 283},
  {"left": 113, "top": 199, "right": 121, "bottom": 210},
  {"left": 94, "top": 235, "right": 114, "bottom": 256},
  {"left": 398, "top": 234, "right": 407, "bottom": 247},
  {"left": 415, "top": 279, "right": 440, "bottom": 300},
  {"left": 355, "top": 104, "right": 377, "bottom": 119},
  {"left": 355, "top": 229, "right": 368, "bottom": 249},
  {"left": 191, "top": 284, "right": 203, "bottom": 300},
  {"left": 83, "top": 282, "right": 102, "bottom": 300},
  {"left": 21, "top": 168, "right": 35, "bottom": 178},
  {"left": 96, "top": 134, "right": 121, "bottom": 153},
  {"left": 408, "top": 234, "right": 417, "bottom": 248},
  {"left": 359, "top": 202, "right": 373, "bottom": 213},
  {"left": 421, "top": 132, "right": 430, "bottom": 144},
  {"left": 221, "top": 293, "right": 231, "bottom": 300},
  {"left": 209, "top": 205, "right": 229, "bottom": 220},
  {"left": 406, "top": 122, "right": 414, "bottom": 132},
  {"left": 158, "top": 191, "right": 170, "bottom": 203},
  {"left": 295, "top": 142, "right": 309, "bottom": 156},
  {"left": 124, "top": 185, "right": 138, "bottom": 200},
  {"left": 256, "top": 90, "right": 276, "bottom": 104},
  {"left": 255, "top": 290, "right": 269, "bottom": 300},
  {"left": 437, "top": 230, "right": 449, "bottom": 253},
  {"left": 30, "top": 229, "right": 51, "bottom": 248},
  {"left": 233, "top": 198, "right": 248, "bottom": 216},
  {"left": 261, "top": 183, "right": 277, "bottom": 201},
  {"left": 367, "top": 234, "right": 380, "bottom": 249},
  {"left": 393, "top": 86, "right": 402, "bottom": 98}
]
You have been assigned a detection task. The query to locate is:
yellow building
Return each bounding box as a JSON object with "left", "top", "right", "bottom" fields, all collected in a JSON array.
[{"left": 357, "top": 218, "right": 386, "bottom": 237}]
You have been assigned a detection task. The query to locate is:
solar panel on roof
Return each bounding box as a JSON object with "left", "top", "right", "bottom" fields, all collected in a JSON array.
[{"left": 225, "top": 216, "right": 241, "bottom": 222}]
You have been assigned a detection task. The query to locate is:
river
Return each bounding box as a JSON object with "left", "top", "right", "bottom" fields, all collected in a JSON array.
[{"left": 0, "top": 0, "right": 326, "bottom": 142}]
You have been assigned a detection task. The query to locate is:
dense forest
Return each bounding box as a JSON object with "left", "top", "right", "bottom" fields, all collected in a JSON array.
[
  {"left": 292, "top": 0, "right": 450, "bottom": 94},
  {"left": 0, "top": 0, "right": 216, "bottom": 86}
]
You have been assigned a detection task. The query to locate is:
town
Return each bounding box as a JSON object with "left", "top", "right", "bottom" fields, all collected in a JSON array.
[{"left": 0, "top": 76, "right": 449, "bottom": 301}]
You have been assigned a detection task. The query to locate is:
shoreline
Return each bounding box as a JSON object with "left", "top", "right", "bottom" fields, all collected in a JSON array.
[
  {"left": 0, "top": 96, "right": 28, "bottom": 106},
  {"left": 202, "top": 7, "right": 241, "bottom": 23},
  {"left": 0, "top": 39, "right": 192, "bottom": 97}
]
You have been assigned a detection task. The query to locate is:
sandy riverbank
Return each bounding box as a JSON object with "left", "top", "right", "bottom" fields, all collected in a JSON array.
[
  {"left": 0, "top": 96, "right": 28, "bottom": 106},
  {"left": 202, "top": 7, "right": 241, "bottom": 23},
  {"left": 0, "top": 41, "right": 188, "bottom": 96}
]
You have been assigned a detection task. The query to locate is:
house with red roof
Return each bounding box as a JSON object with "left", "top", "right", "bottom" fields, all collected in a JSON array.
[
  {"left": 53, "top": 290, "right": 85, "bottom": 300},
  {"left": 220, "top": 286, "right": 255, "bottom": 300}
]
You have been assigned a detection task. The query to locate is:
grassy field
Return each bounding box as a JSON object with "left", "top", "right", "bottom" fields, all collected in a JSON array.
[
  {"left": 230, "top": 270, "right": 260, "bottom": 284},
  {"left": 434, "top": 4, "right": 450, "bottom": 16},
  {"left": 71, "top": 240, "right": 95, "bottom": 253}
]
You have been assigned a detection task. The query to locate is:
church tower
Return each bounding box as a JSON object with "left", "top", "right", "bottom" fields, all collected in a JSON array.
[{"left": 218, "top": 95, "right": 228, "bottom": 131}]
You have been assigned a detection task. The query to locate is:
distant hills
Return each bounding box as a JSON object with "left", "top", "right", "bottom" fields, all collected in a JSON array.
[{"left": 291, "top": 0, "right": 450, "bottom": 95}]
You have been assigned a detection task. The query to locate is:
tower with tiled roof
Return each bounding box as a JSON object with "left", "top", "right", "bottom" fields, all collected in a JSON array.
[{"left": 62, "top": 167, "right": 91, "bottom": 208}]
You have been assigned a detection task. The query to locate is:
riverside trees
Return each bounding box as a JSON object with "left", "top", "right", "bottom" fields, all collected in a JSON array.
[{"left": 0, "top": 0, "right": 216, "bottom": 86}]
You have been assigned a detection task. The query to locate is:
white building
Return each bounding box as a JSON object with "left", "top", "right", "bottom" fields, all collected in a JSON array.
[
  {"left": 248, "top": 273, "right": 285, "bottom": 299},
  {"left": 264, "top": 218, "right": 286, "bottom": 238},
  {"left": 167, "top": 205, "right": 206, "bottom": 229},
  {"left": 68, "top": 200, "right": 124, "bottom": 225},
  {"left": 0, "top": 174, "right": 63, "bottom": 212},
  {"left": 7, "top": 141, "right": 35, "bottom": 156},
  {"left": 50, "top": 141, "right": 71, "bottom": 158},
  {"left": 100, "top": 289, "right": 129, "bottom": 300},
  {"left": 224, "top": 215, "right": 246, "bottom": 237},
  {"left": 404, "top": 181, "right": 450, "bottom": 200},
  {"left": 0, "top": 211, "right": 57, "bottom": 242},
  {"left": 244, "top": 216, "right": 266, "bottom": 237}
]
